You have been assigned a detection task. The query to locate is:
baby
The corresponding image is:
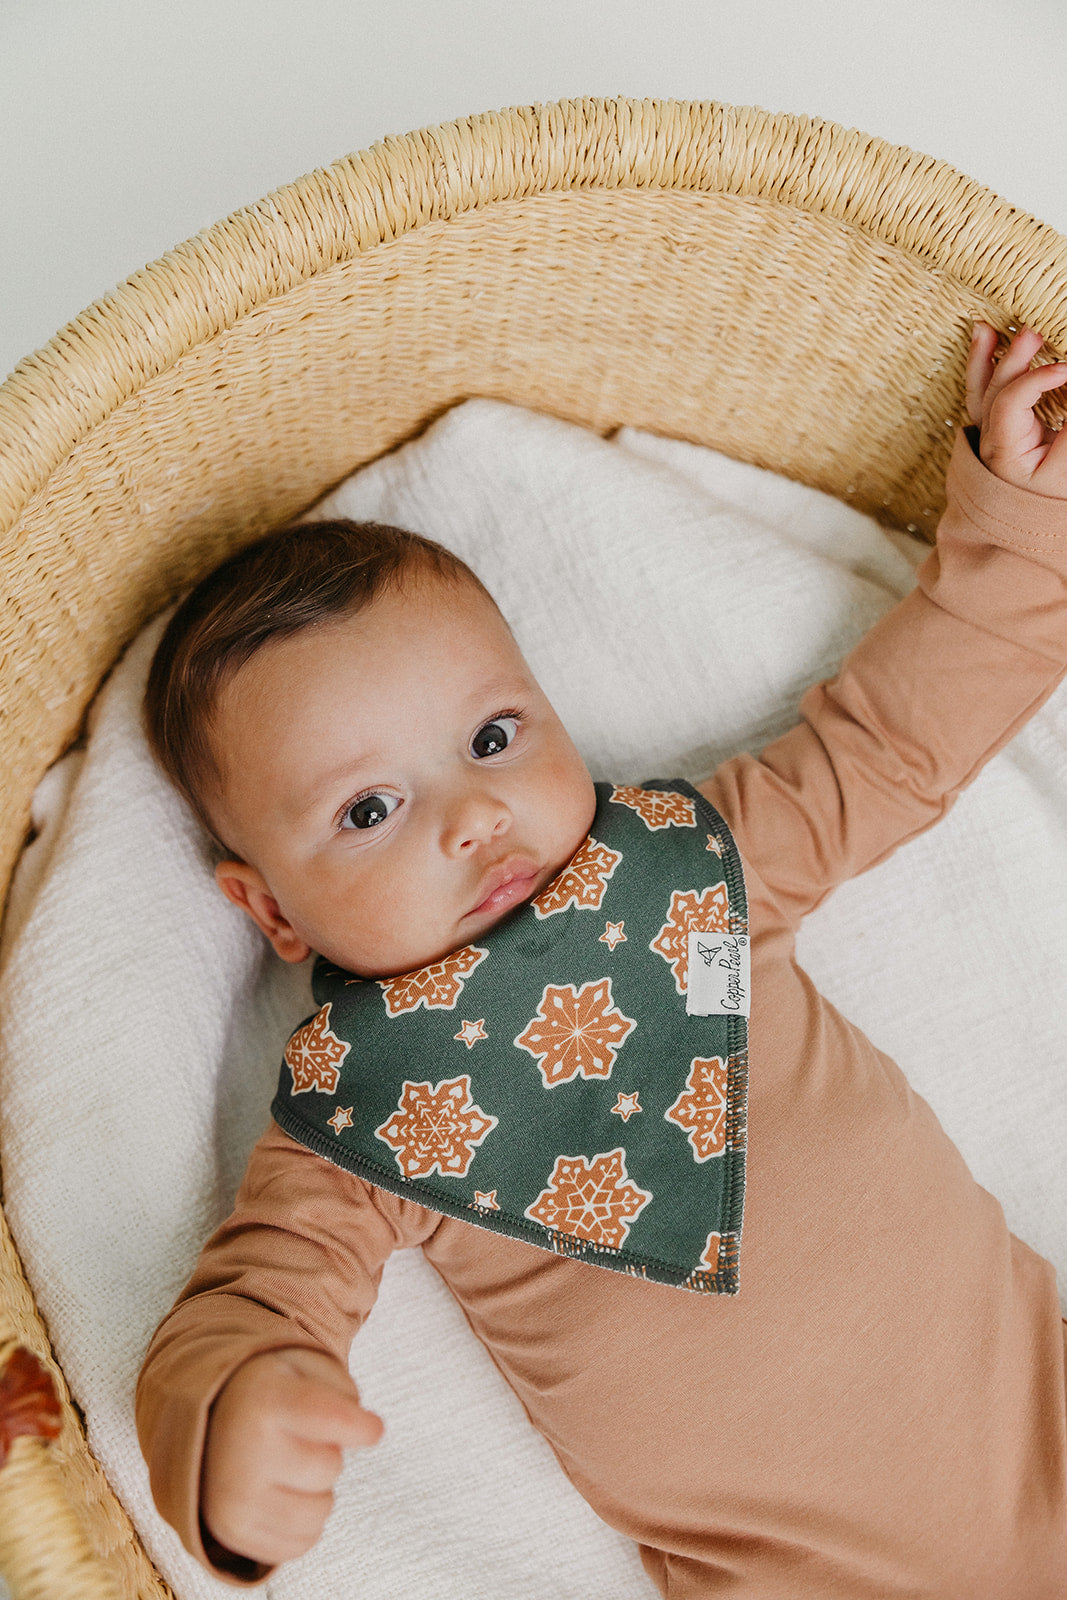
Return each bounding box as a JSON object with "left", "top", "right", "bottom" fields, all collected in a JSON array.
[{"left": 137, "top": 325, "right": 1067, "bottom": 1597}]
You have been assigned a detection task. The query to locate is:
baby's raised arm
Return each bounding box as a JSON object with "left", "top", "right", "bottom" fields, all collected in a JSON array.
[
  {"left": 200, "top": 1344, "right": 383, "bottom": 1571},
  {"left": 702, "top": 325, "right": 1067, "bottom": 925}
]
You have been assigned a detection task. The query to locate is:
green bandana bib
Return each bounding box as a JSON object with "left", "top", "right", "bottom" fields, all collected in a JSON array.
[{"left": 272, "top": 780, "right": 749, "bottom": 1293}]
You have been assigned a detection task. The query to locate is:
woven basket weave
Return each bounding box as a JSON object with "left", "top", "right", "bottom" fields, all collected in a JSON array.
[{"left": 1, "top": 96, "right": 1065, "bottom": 1598}]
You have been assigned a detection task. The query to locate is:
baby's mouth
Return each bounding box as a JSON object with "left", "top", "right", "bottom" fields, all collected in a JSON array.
[{"left": 466, "top": 857, "right": 542, "bottom": 921}]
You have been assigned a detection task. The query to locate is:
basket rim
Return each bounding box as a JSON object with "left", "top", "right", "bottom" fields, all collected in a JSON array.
[{"left": 2, "top": 93, "right": 1066, "bottom": 535}]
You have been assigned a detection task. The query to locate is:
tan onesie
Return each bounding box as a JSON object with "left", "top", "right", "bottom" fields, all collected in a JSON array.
[{"left": 137, "top": 428, "right": 1067, "bottom": 1598}]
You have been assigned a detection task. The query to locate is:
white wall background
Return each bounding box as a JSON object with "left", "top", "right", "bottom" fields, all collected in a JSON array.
[{"left": 3, "top": 0, "right": 1066, "bottom": 383}]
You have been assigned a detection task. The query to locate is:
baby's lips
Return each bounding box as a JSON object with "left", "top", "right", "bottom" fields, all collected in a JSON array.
[{"left": 467, "top": 855, "right": 541, "bottom": 918}]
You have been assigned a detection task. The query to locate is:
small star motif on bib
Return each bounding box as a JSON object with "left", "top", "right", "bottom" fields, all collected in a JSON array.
[
  {"left": 378, "top": 946, "right": 488, "bottom": 1016},
  {"left": 609, "top": 786, "right": 697, "bottom": 829},
  {"left": 525, "top": 1148, "right": 652, "bottom": 1249},
  {"left": 610, "top": 1091, "right": 642, "bottom": 1122},
  {"left": 705, "top": 834, "right": 723, "bottom": 856},
  {"left": 471, "top": 1190, "right": 500, "bottom": 1211},
  {"left": 284, "top": 1003, "right": 351, "bottom": 1094},
  {"left": 327, "top": 1106, "right": 354, "bottom": 1135},
  {"left": 515, "top": 978, "right": 636, "bottom": 1087},
  {"left": 651, "top": 885, "right": 732, "bottom": 994},
  {"left": 533, "top": 836, "right": 622, "bottom": 918},
  {"left": 454, "top": 1018, "right": 487, "bottom": 1048},
  {"left": 599, "top": 920, "right": 627, "bottom": 951},
  {"left": 376, "top": 1075, "right": 498, "bottom": 1178},
  {"left": 665, "top": 1056, "right": 730, "bottom": 1161}
]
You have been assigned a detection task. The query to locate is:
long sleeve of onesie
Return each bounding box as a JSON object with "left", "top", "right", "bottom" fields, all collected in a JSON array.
[
  {"left": 137, "top": 427, "right": 1067, "bottom": 1598},
  {"left": 704, "top": 426, "right": 1067, "bottom": 922},
  {"left": 135, "top": 1124, "right": 444, "bottom": 1581}
]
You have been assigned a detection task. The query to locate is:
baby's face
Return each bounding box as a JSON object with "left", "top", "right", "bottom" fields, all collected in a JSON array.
[{"left": 209, "top": 572, "right": 596, "bottom": 978}]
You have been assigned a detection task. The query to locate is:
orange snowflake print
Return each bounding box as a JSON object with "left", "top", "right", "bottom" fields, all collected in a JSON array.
[
  {"left": 284, "top": 1003, "right": 351, "bottom": 1094},
  {"left": 533, "top": 836, "right": 621, "bottom": 918},
  {"left": 375, "top": 1075, "right": 498, "bottom": 1178},
  {"left": 378, "top": 945, "right": 488, "bottom": 1016},
  {"left": 609, "top": 786, "right": 697, "bottom": 829},
  {"left": 665, "top": 1056, "right": 729, "bottom": 1161},
  {"left": 514, "top": 978, "right": 636, "bottom": 1087},
  {"left": 525, "top": 1148, "right": 652, "bottom": 1249},
  {"left": 650, "top": 885, "right": 731, "bottom": 994}
]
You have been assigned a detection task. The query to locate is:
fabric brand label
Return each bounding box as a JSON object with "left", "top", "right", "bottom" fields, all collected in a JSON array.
[{"left": 686, "top": 931, "right": 751, "bottom": 1017}]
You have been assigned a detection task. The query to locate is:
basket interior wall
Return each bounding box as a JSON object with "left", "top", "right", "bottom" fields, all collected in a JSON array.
[{"left": 0, "top": 184, "right": 1029, "bottom": 904}]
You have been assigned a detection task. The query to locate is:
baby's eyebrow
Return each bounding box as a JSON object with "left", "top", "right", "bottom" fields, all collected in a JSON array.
[
  {"left": 470, "top": 674, "right": 534, "bottom": 709},
  {"left": 288, "top": 751, "right": 374, "bottom": 825}
]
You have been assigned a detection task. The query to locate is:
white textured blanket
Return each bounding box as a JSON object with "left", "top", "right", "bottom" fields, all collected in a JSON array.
[{"left": 2, "top": 400, "right": 1065, "bottom": 1599}]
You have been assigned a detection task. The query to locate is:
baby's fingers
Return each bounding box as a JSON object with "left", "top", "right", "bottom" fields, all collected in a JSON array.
[
  {"left": 274, "top": 1428, "right": 347, "bottom": 1492},
  {"left": 288, "top": 1386, "right": 385, "bottom": 1451},
  {"left": 965, "top": 321, "right": 1001, "bottom": 424},
  {"left": 967, "top": 324, "right": 1046, "bottom": 425},
  {"left": 982, "top": 360, "right": 1067, "bottom": 487},
  {"left": 211, "top": 1482, "right": 337, "bottom": 1568}
]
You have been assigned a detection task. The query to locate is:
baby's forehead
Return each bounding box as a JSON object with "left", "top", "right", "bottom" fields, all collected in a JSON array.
[
  {"left": 232, "top": 566, "right": 505, "bottom": 676},
  {"left": 208, "top": 577, "right": 536, "bottom": 843},
  {"left": 214, "top": 573, "right": 527, "bottom": 748}
]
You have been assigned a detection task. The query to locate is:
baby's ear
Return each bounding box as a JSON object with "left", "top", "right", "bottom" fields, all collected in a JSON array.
[{"left": 214, "top": 860, "right": 312, "bottom": 963}]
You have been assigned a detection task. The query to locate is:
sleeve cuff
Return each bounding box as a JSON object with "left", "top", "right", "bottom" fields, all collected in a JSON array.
[{"left": 948, "top": 425, "right": 1067, "bottom": 551}]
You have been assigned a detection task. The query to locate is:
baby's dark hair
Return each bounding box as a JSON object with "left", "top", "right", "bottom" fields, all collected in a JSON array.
[{"left": 144, "top": 518, "right": 489, "bottom": 842}]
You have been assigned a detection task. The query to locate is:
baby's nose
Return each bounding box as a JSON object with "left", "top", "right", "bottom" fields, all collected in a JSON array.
[{"left": 442, "top": 788, "right": 511, "bottom": 854}]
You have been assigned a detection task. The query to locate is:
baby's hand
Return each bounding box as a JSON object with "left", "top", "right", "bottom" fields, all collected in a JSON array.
[
  {"left": 201, "top": 1345, "right": 384, "bottom": 1570},
  {"left": 967, "top": 323, "right": 1067, "bottom": 497}
]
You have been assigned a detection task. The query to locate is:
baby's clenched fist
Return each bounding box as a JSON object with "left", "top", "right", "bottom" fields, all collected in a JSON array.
[{"left": 201, "top": 1344, "right": 383, "bottom": 1569}]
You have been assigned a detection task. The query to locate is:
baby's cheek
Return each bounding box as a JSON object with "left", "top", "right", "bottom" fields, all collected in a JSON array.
[{"left": 549, "top": 752, "right": 596, "bottom": 839}]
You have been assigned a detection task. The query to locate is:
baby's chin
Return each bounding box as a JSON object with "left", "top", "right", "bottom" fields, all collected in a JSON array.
[{"left": 320, "top": 889, "right": 544, "bottom": 981}]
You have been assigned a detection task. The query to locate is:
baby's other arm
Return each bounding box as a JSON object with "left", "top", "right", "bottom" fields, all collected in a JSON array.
[
  {"left": 702, "top": 326, "right": 1067, "bottom": 926},
  {"left": 136, "top": 1120, "right": 442, "bottom": 1582}
]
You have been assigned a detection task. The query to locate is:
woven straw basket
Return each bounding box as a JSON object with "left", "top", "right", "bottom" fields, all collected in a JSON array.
[{"left": 1, "top": 96, "right": 1066, "bottom": 1599}]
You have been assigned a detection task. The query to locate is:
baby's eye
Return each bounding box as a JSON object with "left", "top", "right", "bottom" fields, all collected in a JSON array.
[
  {"left": 340, "top": 792, "right": 401, "bottom": 830},
  {"left": 470, "top": 716, "right": 519, "bottom": 759}
]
